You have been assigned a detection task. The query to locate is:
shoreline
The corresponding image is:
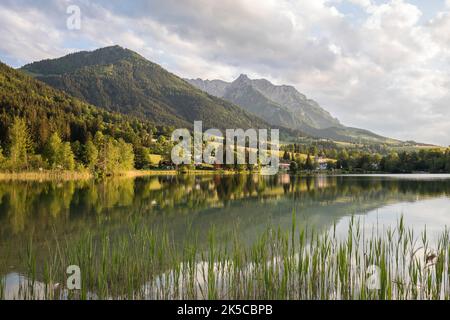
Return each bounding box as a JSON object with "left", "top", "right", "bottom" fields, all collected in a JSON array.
[
  {"left": 0, "top": 169, "right": 251, "bottom": 181},
  {"left": 0, "top": 170, "right": 446, "bottom": 181},
  {"left": 0, "top": 170, "right": 93, "bottom": 181},
  {"left": 0, "top": 170, "right": 180, "bottom": 181}
]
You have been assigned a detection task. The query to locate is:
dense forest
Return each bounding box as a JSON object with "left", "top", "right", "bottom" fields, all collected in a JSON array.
[
  {"left": 0, "top": 61, "right": 174, "bottom": 175},
  {"left": 21, "top": 46, "right": 274, "bottom": 132},
  {"left": 333, "top": 149, "right": 450, "bottom": 173},
  {"left": 284, "top": 147, "right": 450, "bottom": 173}
]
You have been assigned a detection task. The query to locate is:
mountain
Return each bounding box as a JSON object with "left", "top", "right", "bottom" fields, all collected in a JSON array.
[
  {"left": 187, "top": 74, "right": 340, "bottom": 129},
  {"left": 0, "top": 61, "right": 156, "bottom": 150},
  {"left": 187, "top": 75, "right": 399, "bottom": 144},
  {"left": 20, "top": 46, "right": 272, "bottom": 132},
  {"left": 20, "top": 45, "right": 398, "bottom": 144},
  {"left": 187, "top": 78, "right": 229, "bottom": 97}
]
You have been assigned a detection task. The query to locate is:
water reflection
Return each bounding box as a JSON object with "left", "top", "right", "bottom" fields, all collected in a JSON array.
[{"left": 1, "top": 174, "right": 450, "bottom": 277}]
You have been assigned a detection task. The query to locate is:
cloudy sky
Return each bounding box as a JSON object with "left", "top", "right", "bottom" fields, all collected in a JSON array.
[{"left": 1, "top": 0, "right": 450, "bottom": 145}]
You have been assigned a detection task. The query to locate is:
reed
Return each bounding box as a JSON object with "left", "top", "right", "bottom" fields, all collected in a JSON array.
[
  {"left": 3, "top": 216, "right": 450, "bottom": 300},
  {"left": 0, "top": 273, "right": 4, "bottom": 300}
]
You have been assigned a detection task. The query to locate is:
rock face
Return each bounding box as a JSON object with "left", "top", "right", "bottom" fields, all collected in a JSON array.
[
  {"left": 186, "top": 78, "right": 229, "bottom": 98},
  {"left": 186, "top": 75, "right": 398, "bottom": 144},
  {"left": 187, "top": 74, "right": 341, "bottom": 131}
]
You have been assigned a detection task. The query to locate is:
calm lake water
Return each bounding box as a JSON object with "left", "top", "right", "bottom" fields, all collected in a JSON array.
[{"left": 1, "top": 174, "right": 450, "bottom": 297}]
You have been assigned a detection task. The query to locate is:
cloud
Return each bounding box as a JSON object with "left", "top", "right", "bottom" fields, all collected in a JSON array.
[
  {"left": 0, "top": 4, "right": 66, "bottom": 65},
  {"left": 347, "top": 0, "right": 372, "bottom": 9},
  {"left": 0, "top": 0, "right": 449, "bottom": 145}
]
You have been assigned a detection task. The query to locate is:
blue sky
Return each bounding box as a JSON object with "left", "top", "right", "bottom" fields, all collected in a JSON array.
[
  {"left": 335, "top": 0, "right": 446, "bottom": 21},
  {"left": 1, "top": 0, "right": 450, "bottom": 145}
]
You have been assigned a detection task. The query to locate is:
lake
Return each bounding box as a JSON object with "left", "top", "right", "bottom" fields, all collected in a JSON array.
[{"left": 2, "top": 174, "right": 450, "bottom": 299}]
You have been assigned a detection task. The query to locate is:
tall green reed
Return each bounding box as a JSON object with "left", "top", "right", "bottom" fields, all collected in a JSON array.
[{"left": 5, "top": 215, "right": 450, "bottom": 300}]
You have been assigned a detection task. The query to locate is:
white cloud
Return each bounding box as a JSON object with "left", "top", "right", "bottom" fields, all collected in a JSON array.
[
  {"left": 347, "top": 0, "right": 372, "bottom": 9},
  {"left": 0, "top": 5, "right": 66, "bottom": 64},
  {"left": 365, "top": 0, "right": 422, "bottom": 29}
]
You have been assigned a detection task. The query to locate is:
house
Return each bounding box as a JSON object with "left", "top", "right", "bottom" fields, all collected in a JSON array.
[
  {"left": 317, "top": 157, "right": 329, "bottom": 170},
  {"left": 279, "top": 162, "right": 291, "bottom": 171},
  {"left": 318, "top": 162, "right": 328, "bottom": 170}
]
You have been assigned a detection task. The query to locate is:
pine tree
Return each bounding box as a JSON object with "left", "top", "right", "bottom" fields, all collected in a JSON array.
[
  {"left": 134, "top": 145, "right": 150, "bottom": 169},
  {"left": 446, "top": 150, "right": 450, "bottom": 172},
  {"left": 62, "top": 142, "right": 75, "bottom": 170},
  {"left": 45, "top": 132, "right": 63, "bottom": 169},
  {"left": 0, "top": 146, "right": 5, "bottom": 168},
  {"left": 305, "top": 153, "right": 314, "bottom": 171},
  {"left": 94, "top": 131, "right": 107, "bottom": 174},
  {"left": 289, "top": 161, "right": 298, "bottom": 172},
  {"left": 84, "top": 139, "right": 98, "bottom": 170},
  {"left": 8, "top": 117, "right": 32, "bottom": 170},
  {"left": 117, "top": 139, "right": 134, "bottom": 171}
]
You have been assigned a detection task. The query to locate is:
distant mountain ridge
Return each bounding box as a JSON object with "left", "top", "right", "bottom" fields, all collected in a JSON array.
[
  {"left": 187, "top": 75, "right": 399, "bottom": 144},
  {"left": 20, "top": 46, "right": 273, "bottom": 132},
  {"left": 20, "top": 45, "right": 398, "bottom": 144},
  {"left": 187, "top": 74, "right": 340, "bottom": 130}
]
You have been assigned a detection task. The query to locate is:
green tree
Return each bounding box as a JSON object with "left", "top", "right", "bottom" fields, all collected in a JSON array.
[
  {"left": 83, "top": 139, "right": 98, "bottom": 170},
  {"left": 71, "top": 141, "right": 82, "bottom": 163},
  {"left": 381, "top": 152, "right": 400, "bottom": 173},
  {"left": 134, "top": 145, "right": 151, "bottom": 169},
  {"left": 0, "top": 146, "right": 5, "bottom": 169},
  {"left": 327, "top": 160, "right": 336, "bottom": 170},
  {"left": 337, "top": 149, "right": 350, "bottom": 170},
  {"left": 45, "top": 132, "right": 63, "bottom": 168},
  {"left": 93, "top": 132, "right": 134, "bottom": 175},
  {"left": 8, "top": 117, "right": 32, "bottom": 170},
  {"left": 61, "top": 142, "right": 75, "bottom": 170},
  {"left": 117, "top": 139, "right": 134, "bottom": 171},
  {"left": 445, "top": 150, "right": 450, "bottom": 172},
  {"left": 309, "top": 146, "right": 318, "bottom": 156},
  {"left": 289, "top": 161, "right": 298, "bottom": 172},
  {"left": 94, "top": 131, "right": 108, "bottom": 175},
  {"left": 45, "top": 132, "right": 75, "bottom": 170},
  {"left": 305, "top": 153, "right": 315, "bottom": 171}
]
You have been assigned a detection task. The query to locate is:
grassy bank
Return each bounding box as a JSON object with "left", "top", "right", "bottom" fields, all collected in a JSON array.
[
  {"left": 116, "top": 170, "right": 177, "bottom": 178},
  {"left": 0, "top": 169, "right": 256, "bottom": 181},
  {"left": 2, "top": 217, "right": 450, "bottom": 300},
  {"left": 0, "top": 170, "right": 92, "bottom": 181},
  {"left": 120, "top": 169, "right": 241, "bottom": 177}
]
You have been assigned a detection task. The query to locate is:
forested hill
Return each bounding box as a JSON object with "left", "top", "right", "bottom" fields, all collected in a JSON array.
[
  {"left": 0, "top": 61, "right": 157, "bottom": 152},
  {"left": 21, "top": 46, "right": 273, "bottom": 131}
]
